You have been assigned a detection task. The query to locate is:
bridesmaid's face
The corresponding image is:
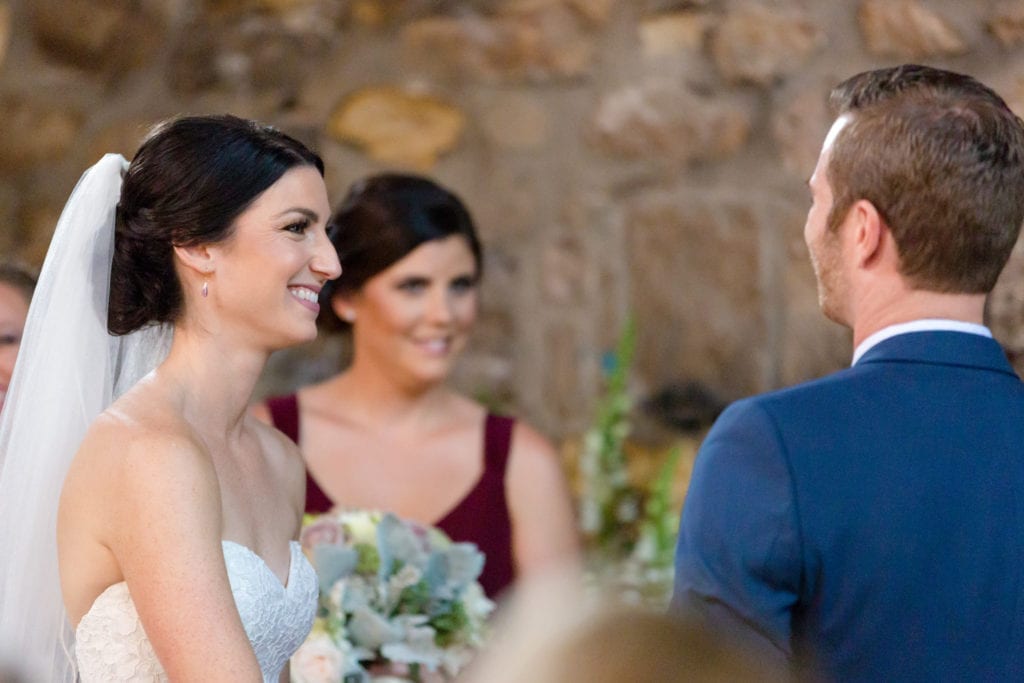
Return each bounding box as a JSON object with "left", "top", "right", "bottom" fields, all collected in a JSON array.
[
  {"left": 0, "top": 282, "right": 30, "bottom": 414},
  {"left": 338, "top": 235, "right": 479, "bottom": 387}
]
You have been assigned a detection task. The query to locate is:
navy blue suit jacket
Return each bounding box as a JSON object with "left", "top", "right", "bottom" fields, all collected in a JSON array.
[{"left": 672, "top": 331, "right": 1024, "bottom": 681}]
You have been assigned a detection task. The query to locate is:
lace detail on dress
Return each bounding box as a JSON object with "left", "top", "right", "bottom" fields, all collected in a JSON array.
[{"left": 75, "top": 541, "right": 317, "bottom": 682}]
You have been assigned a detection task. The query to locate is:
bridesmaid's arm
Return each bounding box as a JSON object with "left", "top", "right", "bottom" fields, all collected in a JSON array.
[{"left": 504, "top": 422, "right": 582, "bottom": 575}]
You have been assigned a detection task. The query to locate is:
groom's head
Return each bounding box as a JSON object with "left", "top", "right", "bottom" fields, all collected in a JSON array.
[{"left": 805, "top": 64, "right": 1024, "bottom": 323}]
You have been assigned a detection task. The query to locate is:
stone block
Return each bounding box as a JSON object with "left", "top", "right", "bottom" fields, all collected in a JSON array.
[
  {"left": 0, "top": 3, "right": 10, "bottom": 70},
  {"left": 710, "top": 4, "right": 823, "bottom": 87},
  {"left": 0, "top": 97, "right": 82, "bottom": 172},
  {"left": 589, "top": 79, "right": 750, "bottom": 166},
  {"left": 400, "top": 7, "right": 594, "bottom": 83},
  {"left": 639, "top": 11, "right": 707, "bottom": 57},
  {"left": 858, "top": 0, "right": 968, "bottom": 58},
  {"left": 625, "top": 195, "right": 763, "bottom": 399},
  {"left": 86, "top": 119, "right": 153, "bottom": 165},
  {"left": 541, "top": 236, "right": 586, "bottom": 306},
  {"left": 326, "top": 86, "right": 465, "bottom": 168},
  {"left": 771, "top": 75, "right": 833, "bottom": 178},
  {"left": 17, "top": 203, "right": 62, "bottom": 268},
  {"left": 989, "top": 236, "right": 1024, "bottom": 371},
  {"left": 480, "top": 93, "right": 550, "bottom": 149},
  {"left": 168, "top": 15, "right": 327, "bottom": 96},
  {"left": 30, "top": 0, "right": 162, "bottom": 72},
  {"left": 989, "top": 1, "right": 1024, "bottom": 47}
]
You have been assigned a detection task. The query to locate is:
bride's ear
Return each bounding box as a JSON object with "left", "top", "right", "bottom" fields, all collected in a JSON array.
[{"left": 172, "top": 243, "right": 216, "bottom": 279}]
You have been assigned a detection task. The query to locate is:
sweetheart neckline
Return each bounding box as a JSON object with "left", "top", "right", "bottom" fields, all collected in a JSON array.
[{"left": 221, "top": 539, "right": 300, "bottom": 590}]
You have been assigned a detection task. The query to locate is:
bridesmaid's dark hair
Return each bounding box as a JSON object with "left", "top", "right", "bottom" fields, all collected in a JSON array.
[
  {"left": 0, "top": 262, "right": 37, "bottom": 304},
  {"left": 320, "top": 173, "right": 483, "bottom": 332},
  {"left": 108, "top": 114, "right": 324, "bottom": 336}
]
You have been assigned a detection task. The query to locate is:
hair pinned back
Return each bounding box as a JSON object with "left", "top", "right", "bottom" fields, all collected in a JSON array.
[{"left": 108, "top": 115, "right": 323, "bottom": 335}]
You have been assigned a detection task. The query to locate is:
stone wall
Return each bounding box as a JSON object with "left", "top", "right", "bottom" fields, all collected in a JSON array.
[{"left": 2, "top": 0, "right": 1023, "bottom": 440}]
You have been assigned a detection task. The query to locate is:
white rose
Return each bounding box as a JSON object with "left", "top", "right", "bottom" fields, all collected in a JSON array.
[
  {"left": 343, "top": 510, "right": 380, "bottom": 545},
  {"left": 291, "top": 633, "right": 346, "bottom": 683}
]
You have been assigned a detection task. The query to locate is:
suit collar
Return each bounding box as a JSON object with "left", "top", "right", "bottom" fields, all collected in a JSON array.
[{"left": 856, "top": 330, "right": 1018, "bottom": 377}]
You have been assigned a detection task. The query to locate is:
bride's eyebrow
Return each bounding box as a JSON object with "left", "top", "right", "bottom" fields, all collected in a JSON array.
[{"left": 274, "top": 207, "right": 320, "bottom": 221}]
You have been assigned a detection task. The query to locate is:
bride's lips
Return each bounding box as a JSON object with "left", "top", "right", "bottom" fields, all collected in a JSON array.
[{"left": 288, "top": 285, "right": 321, "bottom": 313}]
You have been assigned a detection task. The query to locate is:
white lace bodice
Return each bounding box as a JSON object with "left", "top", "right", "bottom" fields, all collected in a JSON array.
[{"left": 74, "top": 540, "right": 317, "bottom": 682}]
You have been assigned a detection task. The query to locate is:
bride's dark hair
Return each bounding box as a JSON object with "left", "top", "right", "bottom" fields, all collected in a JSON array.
[{"left": 108, "top": 114, "right": 323, "bottom": 336}]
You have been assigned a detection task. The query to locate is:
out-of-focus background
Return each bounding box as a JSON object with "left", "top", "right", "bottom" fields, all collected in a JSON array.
[{"left": 3, "top": 0, "right": 1024, "bottom": 595}]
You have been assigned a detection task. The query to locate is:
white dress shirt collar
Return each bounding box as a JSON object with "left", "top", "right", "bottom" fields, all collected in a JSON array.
[{"left": 851, "top": 319, "right": 992, "bottom": 366}]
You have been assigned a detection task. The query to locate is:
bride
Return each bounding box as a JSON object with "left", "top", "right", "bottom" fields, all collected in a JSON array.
[{"left": 0, "top": 116, "right": 341, "bottom": 681}]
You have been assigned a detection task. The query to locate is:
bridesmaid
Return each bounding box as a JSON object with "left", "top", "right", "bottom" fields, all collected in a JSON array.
[
  {"left": 255, "top": 174, "right": 579, "bottom": 598},
  {"left": 0, "top": 263, "right": 35, "bottom": 416}
]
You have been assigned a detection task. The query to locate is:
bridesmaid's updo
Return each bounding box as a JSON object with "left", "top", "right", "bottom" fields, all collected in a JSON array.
[
  {"left": 320, "top": 174, "right": 483, "bottom": 332},
  {"left": 108, "top": 115, "right": 324, "bottom": 336}
]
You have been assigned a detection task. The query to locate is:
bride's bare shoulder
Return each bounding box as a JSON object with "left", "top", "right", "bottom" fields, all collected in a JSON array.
[{"left": 71, "top": 397, "right": 213, "bottom": 489}]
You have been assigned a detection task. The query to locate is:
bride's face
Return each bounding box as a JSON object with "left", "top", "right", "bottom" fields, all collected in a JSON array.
[
  {"left": 0, "top": 282, "right": 30, "bottom": 413},
  {"left": 203, "top": 165, "right": 341, "bottom": 348}
]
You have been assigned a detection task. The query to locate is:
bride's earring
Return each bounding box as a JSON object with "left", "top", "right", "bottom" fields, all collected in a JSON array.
[{"left": 201, "top": 281, "right": 209, "bottom": 298}]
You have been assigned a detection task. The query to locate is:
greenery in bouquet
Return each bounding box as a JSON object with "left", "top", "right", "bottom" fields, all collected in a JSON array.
[
  {"left": 577, "top": 317, "right": 683, "bottom": 608},
  {"left": 291, "top": 510, "right": 495, "bottom": 683}
]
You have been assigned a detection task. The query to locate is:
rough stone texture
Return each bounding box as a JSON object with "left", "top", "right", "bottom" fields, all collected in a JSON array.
[
  {"left": 564, "top": 0, "right": 615, "bottom": 26},
  {"left": 17, "top": 203, "right": 62, "bottom": 267},
  {"left": 29, "top": 0, "right": 163, "bottom": 72},
  {"left": 626, "top": 194, "right": 764, "bottom": 400},
  {"left": 858, "top": 0, "right": 968, "bottom": 58},
  {"left": 85, "top": 119, "right": 153, "bottom": 165},
  {"left": 400, "top": 7, "right": 594, "bottom": 83},
  {"left": 479, "top": 92, "right": 550, "bottom": 149},
  {"left": 639, "top": 11, "right": 708, "bottom": 57},
  {"left": 710, "top": 4, "right": 823, "bottom": 86},
  {"left": 0, "top": 98, "right": 82, "bottom": 172},
  {"left": 589, "top": 80, "right": 750, "bottom": 166},
  {"left": 326, "top": 87, "right": 465, "bottom": 168},
  {"left": 168, "top": 14, "right": 331, "bottom": 97},
  {"left": 990, "top": 235, "right": 1024, "bottom": 374},
  {"left": 772, "top": 75, "right": 834, "bottom": 177},
  {"left": 3, "top": 0, "right": 1024, "bottom": 442},
  {"left": 989, "top": 1, "right": 1024, "bottom": 47},
  {"left": 0, "top": 3, "right": 10, "bottom": 70}
]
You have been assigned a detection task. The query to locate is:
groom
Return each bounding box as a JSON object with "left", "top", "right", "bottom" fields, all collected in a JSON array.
[{"left": 671, "top": 64, "right": 1024, "bottom": 681}]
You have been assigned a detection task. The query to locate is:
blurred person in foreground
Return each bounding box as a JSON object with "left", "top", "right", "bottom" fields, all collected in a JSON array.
[
  {"left": 673, "top": 64, "right": 1024, "bottom": 681},
  {"left": 0, "top": 263, "right": 35, "bottom": 415},
  {"left": 462, "top": 570, "right": 783, "bottom": 683},
  {"left": 256, "top": 174, "right": 579, "bottom": 599}
]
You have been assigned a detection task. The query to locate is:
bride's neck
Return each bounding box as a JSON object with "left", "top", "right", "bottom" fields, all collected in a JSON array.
[{"left": 156, "top": 324, "right": 268, "bottom": 438}]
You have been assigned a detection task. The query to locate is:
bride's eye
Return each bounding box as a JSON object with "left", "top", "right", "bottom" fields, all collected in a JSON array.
[{"left": 284, "top": 219, "right": 311, "bottom": 235}]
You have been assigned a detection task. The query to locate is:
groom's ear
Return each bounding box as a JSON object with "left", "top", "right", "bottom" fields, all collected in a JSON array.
[
  {"left": 172, "top": 243, "right": 216, "bottom": 277},
  {"left": 850, "top": 199, "right": 886, "bottom": 269}
]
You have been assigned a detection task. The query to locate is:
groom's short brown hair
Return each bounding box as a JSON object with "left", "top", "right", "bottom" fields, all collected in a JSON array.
[{"left": 827, "top": 64, "right": 1024, "bottom": 293}]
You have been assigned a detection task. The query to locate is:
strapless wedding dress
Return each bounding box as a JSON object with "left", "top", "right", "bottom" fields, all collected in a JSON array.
[{"left": 74, "top": 540, "right": 317, "bottom": 682}]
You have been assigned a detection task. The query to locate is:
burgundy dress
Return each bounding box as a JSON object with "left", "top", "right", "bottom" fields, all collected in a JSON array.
[{"left": 266, "top": 394, "right": 516, "bottom": 598}]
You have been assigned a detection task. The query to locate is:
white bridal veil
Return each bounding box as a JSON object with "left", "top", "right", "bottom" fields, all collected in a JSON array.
[{"left": 0, "top": 154, "right": 172, "bottom": 681}]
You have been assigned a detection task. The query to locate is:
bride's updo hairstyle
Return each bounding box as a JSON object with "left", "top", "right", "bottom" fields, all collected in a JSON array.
[
  {"left": 319, "top": 173, "right": 482, "bottom": 332},
  {"left": 108, "top": 114, "right": 324, "bottom": 336}
]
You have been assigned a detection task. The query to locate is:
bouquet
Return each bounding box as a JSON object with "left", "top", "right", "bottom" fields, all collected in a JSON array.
[{"left": 291, "top": 510, "right": 495, "bottom": 683}]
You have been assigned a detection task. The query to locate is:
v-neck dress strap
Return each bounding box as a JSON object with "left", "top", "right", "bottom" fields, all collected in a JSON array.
[{"left": 267, "top": 393, "right": 517, "bottom": 597}]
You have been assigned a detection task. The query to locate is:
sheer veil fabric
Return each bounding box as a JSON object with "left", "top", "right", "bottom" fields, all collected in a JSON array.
[{"left": 0, "top": 154, "right": 173, "bottom": 681}]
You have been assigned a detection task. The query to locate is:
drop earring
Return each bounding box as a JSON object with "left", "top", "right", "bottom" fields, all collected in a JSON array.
[{"left": 201, "top": 281, "right": 209, "bottom": 298}]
